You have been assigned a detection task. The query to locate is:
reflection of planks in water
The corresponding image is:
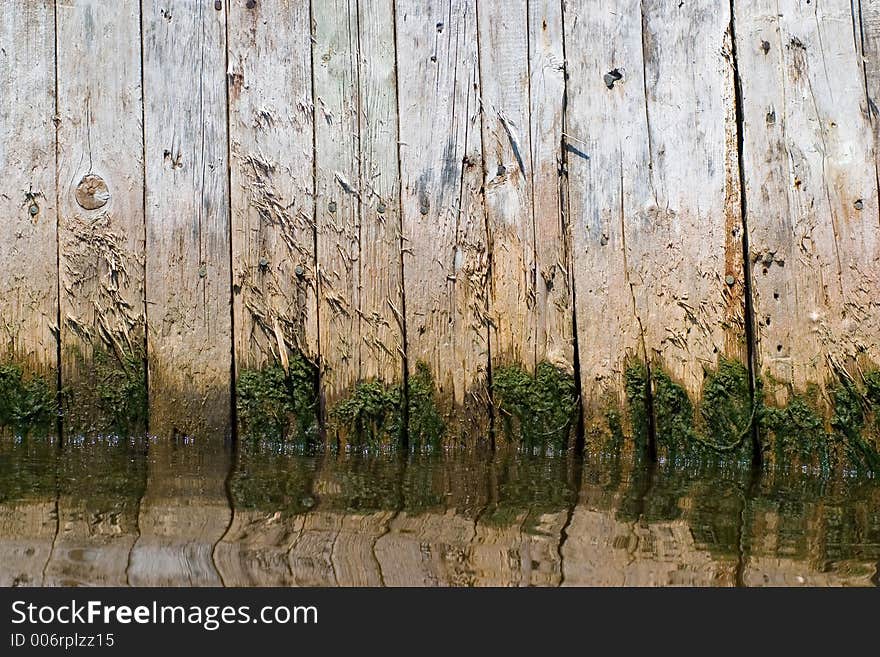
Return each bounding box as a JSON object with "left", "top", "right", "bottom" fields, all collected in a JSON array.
[
  {"left": 742, "top": 557, "right": 876, "bottom": 587},
  {"left": 743, "top": 507, "right": 876, "bottom": 587},
  {"left": 43, "top": 500, "right": 138, "bottom": 586},
  {"left": 286, "top": 510, "right": 396, "bottom": 586},
  {"left": 331, "top": 511, "right": 395, "bottom": 587},
  {"left": 287, "top": 512, "right": 341, "bottom": 586},
  {"left": 128, "top": 440, "right": 231, "bottom": 587},
  {"left": 375, "top": 510, "right": 477, "bottom": 587},
  {"left": 0, "top": 501, "right": 56, "bottom": 587},
  {"left": 561, "top": 488, "right": 734, "bottom": 586},
  {"left": 518, "top": 511, "right": 568, "bottom": 587},
  {"left": 214, "top": 510, "right": 304, "bottom": 587},
  {"left": 468, "top": 512, "right": 529, "bottom": 586}
]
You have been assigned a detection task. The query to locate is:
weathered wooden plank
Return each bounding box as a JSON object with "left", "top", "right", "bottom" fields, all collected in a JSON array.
[
  {"left": 477, "top": 1, "right": 535, "bottom": 371},
  {"left": 142, "top": 0, "right": 231, "bottom": 437},
  {"left": 357, "top": 0, "right": 404, "bottom": 388},
  {"left": 528, "top": 0, "right": 572, "bottom": 370},
  {"left": 228, "top": 0, "right": 317, "bottom": 376},
  {"left": 0, "top": 0, "right": 57, "bottom": 378},
  {"left": 563, "top": 0, "right": 651, "bottom": 437},
  {"left": 638, "top": 0, "right": 745, "bottom": 379},
  {"left": 56, "top": 0, "right": 146, "bottom": 435},
  {"left": 312, "top": 0, "right": 361, "bottom": 412},
  {"left": 395, "top": 0, "right": 491, "bottom": 442},
  {"left": 566, "top": 1, "right": 743, "bottom": 439},
  {"left": 736, "top": 0, "right": 880, "bottom": 406}
]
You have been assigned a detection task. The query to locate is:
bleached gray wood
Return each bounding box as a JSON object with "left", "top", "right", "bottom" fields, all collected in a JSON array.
[
  {"left": 477, "top": 0, "right": 536, "bottom": 372},
  {"left": 395, "top": 0, "right": 491, "bottom": 442},
  {"left": 56, "top": 0, "right": 146, "bottom": 433},
  {"left": 563, "top": 0, "right": 651, "bottom": 437},
  {"left": 736, "top": 0, "right": 880, "bottom": 406},
  {"left": 142, "top": 0, "right": 231, "bottom": 437},
  {"left": 312, "top": 0, "right": 361, "bottom": 414},
  {"left": 228, "top": 0, "right": 317, "bottom": 377},
  {"left": 0, "top": 0, "right": 57, "bottom": 378},
  {"left": 529, "top": 0, "right": 573, "bottom": 372}
]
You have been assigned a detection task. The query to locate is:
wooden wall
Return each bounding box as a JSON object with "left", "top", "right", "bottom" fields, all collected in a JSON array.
[{"left": 2, "top": 0, "right": 880, "bottom": 443}]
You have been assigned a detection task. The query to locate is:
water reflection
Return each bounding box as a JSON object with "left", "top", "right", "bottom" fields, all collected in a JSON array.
[{"left": 1, "top": 437, "right": 878, "bottom": 586}]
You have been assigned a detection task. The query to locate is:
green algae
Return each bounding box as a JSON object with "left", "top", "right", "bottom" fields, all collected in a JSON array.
[
  {"left": 623, "top": 360, "right": 651, "bottom": 451},
  {"left": 492, "top": 361, "right": 578, "bottom": 451},
  {"left": 619, "top": 355, "right": 880, "bottom": 475},
  {"left": 236, "top": 353, "right": 319, "bottom": 444},
  {"left": 0, "top": 363, "right": 56, "bottom": 437},
  {"left": 330, "top": 361, "right": 445, "bottom": 449},
  {"left": 62, "top": 346, "right": 147, "bottom": 436}
]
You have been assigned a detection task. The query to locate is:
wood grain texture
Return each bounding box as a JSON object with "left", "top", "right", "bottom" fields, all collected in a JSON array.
[
  {"left": 395, "top": 0, "right": 491, "bottom": 441},
  {"left": 228, "top": 0, "right": 317, "bottom": 374},
  {"left": 563, "top": 0, "right": 651, "bottom": 436},
  {"left": 312, "top": 0, "right": 361, "bottom": 409},
  {"left": 529, "top": 0, "right": 572, "bottom": 371},
  {"left": 56, "top": 0, "right": 146, "bottom": 433},
  {"left": 142, "top": 0, "right": 231, "bottom": 437},
  {"left": 357, "top": 0, "right": 404, "bottom": 387},
  {"left": 736, "top": 0, "right": 880, "bottom": 406},
  {"left": 638, "top": 1, "right": 745, "bottom": 382},
  {"left": 477, "top": 0, "right": 535, "bottom": 371},
  {"left": 566, "top": 0, "right": 743, "bottom": 438},
  {"left": 0, "top": 0, "right": 57, "bottom": 376}
]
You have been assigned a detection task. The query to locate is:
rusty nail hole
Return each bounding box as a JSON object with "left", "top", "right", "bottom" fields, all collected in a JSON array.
[
  {"left": 603, "top": 69, "right": 623, "bottom": 89},
  {"left": 854, "top": 199, "right": 864, "bottom": 210}
]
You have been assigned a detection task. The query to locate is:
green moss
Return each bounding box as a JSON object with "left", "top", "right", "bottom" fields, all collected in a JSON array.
[
  {"left": 624, "top": 360, "right": 651, "bottom": 450},
  {"left": 332, "top": 379, "right": 401, "bottom": 446},
  {"left": 492, "top": 362, "right": 577, "bottom": 451},
  {"left": 759, "top": 376, "right": 880, "bottom": 476},
  {"left": 237, "top": 353, "right": 319, "bottom": 444},
  {"left": 330, "top": 361, "right": 445, "bottom": 449},
  {"left": 623, "top": 359, "right": 755, "bottom": 464},
  {"left": 761, "top": 393, "right": 829, "bottom": 472},
  {"left": 92, "top": 347, "right": 147, "bottom": 434},
  {"left": 406, "top": 362, "right": 445, "bottom": 449},
  {"left": 0, "top": 363, "right": 56, "bottom": 436}
]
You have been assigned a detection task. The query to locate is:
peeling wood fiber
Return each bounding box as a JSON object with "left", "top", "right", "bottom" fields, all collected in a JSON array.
[{"left": 2, "top": 1, "right": 880, "bottom": 444}]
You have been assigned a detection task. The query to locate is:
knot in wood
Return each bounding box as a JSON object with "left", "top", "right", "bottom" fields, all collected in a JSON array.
[{"left": 75, "top": 174, "right": 110, "bottom": 210}]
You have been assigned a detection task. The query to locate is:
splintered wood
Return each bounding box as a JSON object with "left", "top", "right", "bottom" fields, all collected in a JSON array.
[
  {"left": 0, "top": 0, "right": 57, "bottom": 378},
  {"left": 142, "top": 0, "right": 232, "bottom": 437},
  {"left": 2, "top": 1, "right": 880, "bottom": 440},
  {"left": 56, "top": 0, "right": 146, "bottom": 433}
]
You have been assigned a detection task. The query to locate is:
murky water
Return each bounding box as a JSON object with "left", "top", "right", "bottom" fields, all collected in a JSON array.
[{"left": 1, "top": 436, "right": 878, "bottom": 586}]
